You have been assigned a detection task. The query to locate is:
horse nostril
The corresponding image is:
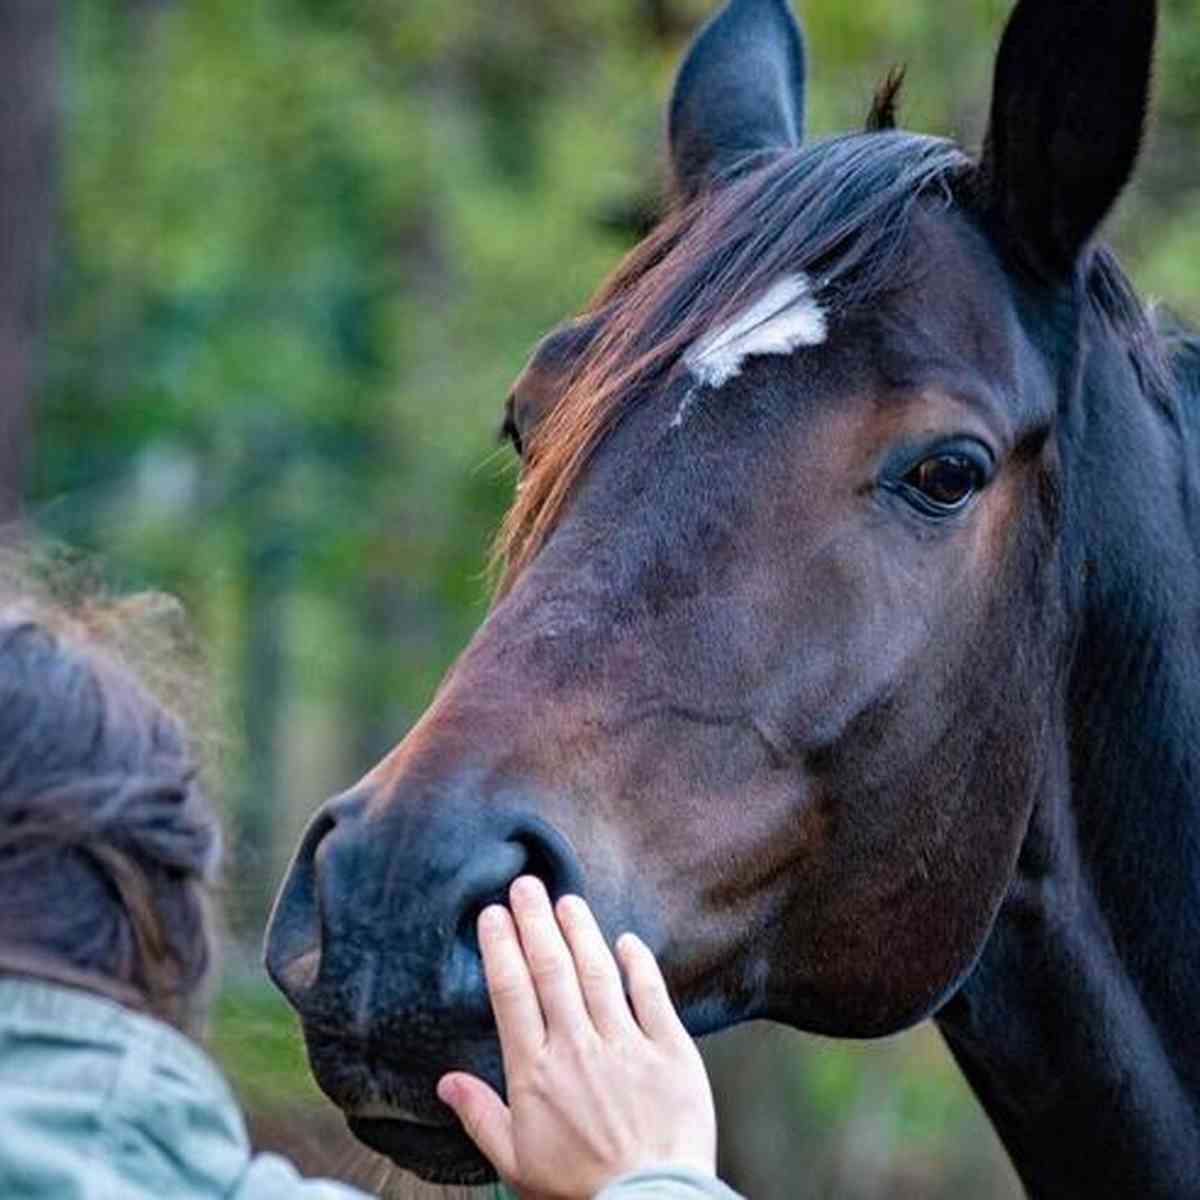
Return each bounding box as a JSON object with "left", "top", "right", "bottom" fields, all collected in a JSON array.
[
  {"left": 264, "top": 806, "right": 338, "bottom": 1004},
  {"left": 514, "top": 820, "right": 585, "bottom": 902},
  {"left": 455, "top": 841, "right": 527, "bottom": 950},
  {"left": 267, "top": 791, "right": 587, "bottom": 1022},
  {"left": 453, "top": 817, "right": 587, "bottom": 953}
]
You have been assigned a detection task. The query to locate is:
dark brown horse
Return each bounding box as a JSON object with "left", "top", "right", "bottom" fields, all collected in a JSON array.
[{"left": 266, "top": 1, "right": 1200, "bottom": 1195}]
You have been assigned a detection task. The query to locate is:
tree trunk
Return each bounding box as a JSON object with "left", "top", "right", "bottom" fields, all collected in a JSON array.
[{"left": 0, "top": 1, "right": 57, "bottom": 524}]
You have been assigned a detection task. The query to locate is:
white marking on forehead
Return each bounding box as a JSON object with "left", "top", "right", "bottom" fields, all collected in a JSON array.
[
  {"left": 668, "top": 385, "right": 700, "bottom": 430},
  {"left": 684, "top": 273, "right": 827, "bottom": 392}
]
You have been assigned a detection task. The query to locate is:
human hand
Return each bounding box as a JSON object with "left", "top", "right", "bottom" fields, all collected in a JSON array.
[{"left": 436, "top": 876, "right": 717, "bottom": 1200}]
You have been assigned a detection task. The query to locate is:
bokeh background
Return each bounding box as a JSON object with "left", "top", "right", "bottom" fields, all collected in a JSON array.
[{"left": 6, "top": 1, "right": 1200, "bottom": 1197}]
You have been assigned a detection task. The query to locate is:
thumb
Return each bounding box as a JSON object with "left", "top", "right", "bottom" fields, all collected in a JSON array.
[{"left": 437, "top": 1072, "right": 517, "bottom": 1181}]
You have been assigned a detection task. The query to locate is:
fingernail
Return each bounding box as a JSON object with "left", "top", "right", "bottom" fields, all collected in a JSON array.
[
  {"left": 478, "top": 905, "right": 507, "bottom": 933},
  {"left": 511, "top": 875, "right": 545, "bottom": 904},
  {"left": 557, "top": 893, "right": 586, "bottom": 919},
  {"left": 616, "top": 932, "right": 640, "bottom": 954},
  {"left": 436, "top": 1075, "right": 460, "bottom": 1105}
]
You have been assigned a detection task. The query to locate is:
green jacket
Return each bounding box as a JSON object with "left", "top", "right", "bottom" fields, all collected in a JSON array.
[
  {"left": 0, "top": 977, "right": 742, "bottom": 1200},
  {"left": 0, "top": 978, "right": 367, "bottom": 1200}
]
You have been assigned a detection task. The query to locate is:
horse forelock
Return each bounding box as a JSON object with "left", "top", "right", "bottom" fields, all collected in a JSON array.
[{"left": 494, "top": 131, "right": 971, "bottom": 594}]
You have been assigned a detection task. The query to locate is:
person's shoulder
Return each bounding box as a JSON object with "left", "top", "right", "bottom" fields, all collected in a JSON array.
[{"left": 232, "top": 1151, "right": 374, "bottom": 1200}]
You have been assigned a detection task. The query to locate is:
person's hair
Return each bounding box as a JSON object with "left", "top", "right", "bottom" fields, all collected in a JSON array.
[{"left": 0, "top": 575, "right": 221, "bottom": 1034}]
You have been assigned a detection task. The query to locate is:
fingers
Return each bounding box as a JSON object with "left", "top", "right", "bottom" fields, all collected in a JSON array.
[
  {"left": 556, "top": 893, "right": 636, "bottom": 1037},
  {"left": 436, "top": 1072, "right": 517, "bottom": 1182},
  {"left": 508, "top": 876, "right": 591, "bottom": 1036},
  {"left": 484, "top": 877, "right": 678, "bottom": 1052},
  {"left": 617, "top": 932, "right": 688, "bottom": 1043},
  {"left": 478, "top": 903, "right": 544, "bottom": 1062}
]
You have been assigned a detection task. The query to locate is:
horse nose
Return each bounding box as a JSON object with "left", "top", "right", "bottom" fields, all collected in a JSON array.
[{"left": 264, "top": 783, "right": 586, "bottom": 1022}]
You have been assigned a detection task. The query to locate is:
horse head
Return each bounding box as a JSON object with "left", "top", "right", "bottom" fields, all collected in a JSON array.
[{"left": 267, "top": 0, "right": 1171, "bottom": 1187}]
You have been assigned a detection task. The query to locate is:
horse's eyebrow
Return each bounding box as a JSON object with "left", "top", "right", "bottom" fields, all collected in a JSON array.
[
  {"left": 880, "top": 365, "right": 1021, "bottom": 444},
  {"left": 873, "top": 330, "right": 1012, "bottom": 408}
]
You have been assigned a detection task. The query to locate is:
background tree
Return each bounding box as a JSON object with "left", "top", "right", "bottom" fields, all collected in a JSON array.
[{"left": 0, "top": 0, "right": 58, "bottom": 525}]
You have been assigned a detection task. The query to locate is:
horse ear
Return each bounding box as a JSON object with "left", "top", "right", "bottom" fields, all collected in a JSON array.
[
  {"left": 668, "top": 0, "right": 806, "bottom": 205},
  {"left": 979, "top": 0, "right": 1156, "bottom": 281}
]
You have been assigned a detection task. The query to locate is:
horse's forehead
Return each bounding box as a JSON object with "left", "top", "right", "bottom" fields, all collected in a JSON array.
[
  {"left": 677, "top": 205, "right": 1021, "bottom": 408},
  {"left": 876, "top": 207, "right": 1021, "bottom": 372}
]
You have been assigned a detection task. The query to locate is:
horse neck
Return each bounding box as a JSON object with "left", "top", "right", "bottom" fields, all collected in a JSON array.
[{"left": 937, "top": 332, "right": 1200, "bottom": 1199}]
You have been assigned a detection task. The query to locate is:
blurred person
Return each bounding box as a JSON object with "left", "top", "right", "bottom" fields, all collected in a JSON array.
[
  {"left": 0, "top": 591, "right": 364, "bottom": 1198},
  {"left": 0, "top": 588, "right": 743, "bottom": 1199}
]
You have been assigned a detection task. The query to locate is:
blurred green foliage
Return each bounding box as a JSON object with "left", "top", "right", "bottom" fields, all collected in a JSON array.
[
  {"left": 31, "top": 1, "right": 1200, "bottom": 1197},
  {"left": 210, "top": 979, "right": 323, "bottom": 1110}
]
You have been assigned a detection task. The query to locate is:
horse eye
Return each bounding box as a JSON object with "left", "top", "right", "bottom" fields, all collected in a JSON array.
[{"left": 903, "top": 454, "right": 982, "bottom": 512}]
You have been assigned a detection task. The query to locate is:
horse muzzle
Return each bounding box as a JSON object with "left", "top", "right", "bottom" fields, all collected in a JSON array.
[{"left": 263, "top": 776, "right": 587, "bottom": 1182}]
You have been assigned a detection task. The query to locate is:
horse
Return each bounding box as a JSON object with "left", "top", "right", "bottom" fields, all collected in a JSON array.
[{"left": 265, "top": 1, "right": 1200, "bottom": 1195}]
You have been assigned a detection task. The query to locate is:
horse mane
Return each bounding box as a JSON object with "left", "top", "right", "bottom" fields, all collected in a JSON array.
[
  {"left": 1174, "top": 336, "right": 1200, "bottom": 404},
  {"left": 1086, "top": 246, "right": 1177, "bottom": 420},
  {"left": 494, "top": 133, "right": 1177, "bottom": 592},
  {"left": 1152, "top": 306, "right": 1200, "bottom": 409}
]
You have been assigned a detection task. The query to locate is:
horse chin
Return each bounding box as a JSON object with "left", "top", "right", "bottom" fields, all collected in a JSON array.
[
  {"left": 297, "top": 1022, "right": 505, "bottom": 1184},
  {"left": 346, "top": 1116, "right": 497, "bottom": 1185}
]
